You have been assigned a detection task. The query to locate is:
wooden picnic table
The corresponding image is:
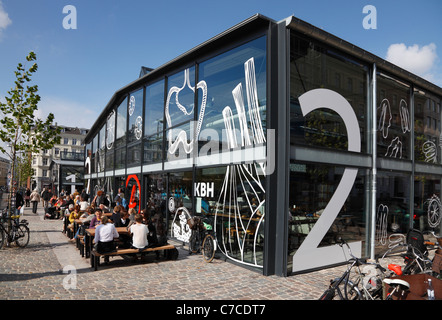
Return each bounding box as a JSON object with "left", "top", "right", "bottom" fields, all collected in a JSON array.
[{"left": 84, "top": 227, "right": 130, "bottom": 259}]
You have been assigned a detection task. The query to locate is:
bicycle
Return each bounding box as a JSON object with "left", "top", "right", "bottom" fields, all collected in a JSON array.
[
  {"left": 379, "top": 229, "right": 441, "bottom": 278},
  {"left": 0, "top": 210, "right": 30, "bottom": 249},
  {"left": 187, "top": 215, "right": 216, "bottom": 263},
  {"left": 319, "top": 238, "right": 391, "bottom": 300}
]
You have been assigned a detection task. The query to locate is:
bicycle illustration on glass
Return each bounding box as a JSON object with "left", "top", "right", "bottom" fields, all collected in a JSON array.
[{"left": 0, "top": 209, "right": 30, "bottom": 249}]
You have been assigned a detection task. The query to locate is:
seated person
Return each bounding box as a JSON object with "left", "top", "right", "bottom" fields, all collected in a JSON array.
[
  {"left": 116, "top": 211, "right": 131, "bottom": 248},
  {"left": 67, "top": 204, "right": 81, "bottom": 229},
  {"left": 94, "top": 216, "right": 119, "bottom": 255},
  {"left": 111, "top": 205, "right": 122, "bottom": 224},
  {"left": 129, "top": 214, "right": 149, "bottom": 251},
  {"left": 89, "top": 208, "right": 103, "bottom": 229}
]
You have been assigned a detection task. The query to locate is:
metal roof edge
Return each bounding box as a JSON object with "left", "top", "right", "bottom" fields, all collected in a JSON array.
[{"left": 86, "top": 14, "right": 274, "bottom": 142}]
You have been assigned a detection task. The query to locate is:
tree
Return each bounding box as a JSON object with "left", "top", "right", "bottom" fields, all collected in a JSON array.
[{"left": 0, "top": 51, "right": 61, "bottom": 224}]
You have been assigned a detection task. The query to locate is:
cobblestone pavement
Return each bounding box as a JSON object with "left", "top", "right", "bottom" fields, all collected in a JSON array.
[{"left": 0, "top": 206, "right": 403, "bottom": 303}]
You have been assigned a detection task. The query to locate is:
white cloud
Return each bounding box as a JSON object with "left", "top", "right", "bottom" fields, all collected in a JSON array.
[
  {"left": 386, "top": 43, "right": 438, "bottom": 82},
  {"left": 37, "top": 96, "right": 98, "bottom": 130},
  {"left": 0, "top": 1, "right": 12, "bottom": 38}
]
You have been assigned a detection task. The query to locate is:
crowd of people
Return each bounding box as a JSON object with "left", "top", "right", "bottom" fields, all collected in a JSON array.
[{"left": 29, "top": 186, "right": 167, "bottom": 258}]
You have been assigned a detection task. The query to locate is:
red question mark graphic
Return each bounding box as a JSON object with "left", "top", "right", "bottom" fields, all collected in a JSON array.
[{"left": 126, "top": 175, "right": 141, "bottom": 214}]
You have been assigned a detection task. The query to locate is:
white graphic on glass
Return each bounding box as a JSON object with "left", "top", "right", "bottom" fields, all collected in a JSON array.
[
  {"left": 422, "top": 140, "right": 437, "bottom": 163},
  {"left": 165, "top": 68, "right": 207, "bottom": 155},
  {"left": 215, "top": 57, "right": 266, "bottom": 267},
  {"left": 106, "top": 111, "right": 115, "bottom": 150},
  {"left": 134, "top": 116, "right": 143, "bottom": 141},
  {"left": 399, "top": 99, "right": 411, "bottom": 133},
  {"left": 427, "top": 195, "right": 441, "bottom": 228},
  {"left": 292, "top": 88, "right": 361, "bottom": 273},
  {"left": 128, "top": 95, "right": 135, "bottom": 116},
  {"left": 385, "top": 136, "right": 403, "bottom": 158},
  {"left": 378, "top": 99, "right": 392, "bottom": 139},
  {"left": 376, "top": 204, "right": 389, "bottom": 246}
]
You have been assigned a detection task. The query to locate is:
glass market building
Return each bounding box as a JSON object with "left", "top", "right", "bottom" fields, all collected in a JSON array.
[{"left": 84, "top": 14, "right": 442, "bottom": 276}]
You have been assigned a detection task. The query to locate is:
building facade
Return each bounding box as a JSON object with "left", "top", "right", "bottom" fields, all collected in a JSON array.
[
  {"left": 84, "top": 15, "right": 442, "bottom": 276},
  {"left": 32, "top": 125, "right": 89, "bottom": 194},
  {"left": 0, "top": 157, "right": 10, "bottom": 188}
]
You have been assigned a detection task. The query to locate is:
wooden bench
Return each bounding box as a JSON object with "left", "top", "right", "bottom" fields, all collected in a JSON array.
[{"left": 90, "top": 244, "right": 179, "bottom": 271}]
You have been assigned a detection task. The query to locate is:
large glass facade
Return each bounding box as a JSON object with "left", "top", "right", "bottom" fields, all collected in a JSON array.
[{"left": 83, "top": 16, "right": 442, "bottom": 276}]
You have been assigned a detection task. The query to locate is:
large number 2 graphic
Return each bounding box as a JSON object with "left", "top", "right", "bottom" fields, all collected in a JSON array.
[{"left": 292, "top": 89, "right": 362, "bottom": 273}]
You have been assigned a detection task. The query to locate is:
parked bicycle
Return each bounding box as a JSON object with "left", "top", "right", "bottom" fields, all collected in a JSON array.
[
  {"left": 187, "top": 215, "right": 216, "bottom": 263},
  {"left": 379, "top": 229, "right": 442, "bottom": 280},
  {"left": 0, "top": 209, "right": 30, "bottom": 249},
  {"left": 319, "top": 238, "right": 393, "bottom": 300}
]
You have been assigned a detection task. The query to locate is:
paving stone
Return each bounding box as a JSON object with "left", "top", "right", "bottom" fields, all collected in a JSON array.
[{"left": 0, "top": 205, "right": 410, "bottom": 302}]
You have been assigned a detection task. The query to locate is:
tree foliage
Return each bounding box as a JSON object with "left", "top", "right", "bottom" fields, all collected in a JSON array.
[{"left": 0, "top": 51, "right": 61, "bottom": 218}]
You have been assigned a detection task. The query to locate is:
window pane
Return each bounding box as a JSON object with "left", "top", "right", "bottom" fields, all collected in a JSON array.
[
  {"left": 128, "top": 89, "right": 144, "bottom": 144},
  {"left": 166, "top": 67, "right": 195, "bottom": 128},
  {"left": 414, "top": 175, "right": 441, "bottom": 232},
  {"left": 377, "top": 73, "right": 411, "bottom": 159},
  {"left": 290, "top": 33, "right": 368, "bottom": 152},
  {"left": 145, "top": 80, "right": 164, "bottom": 137},
  {"left": 288, "top": 162, "right": 367, "bottom": 252},
  {"left": 375, "top": 171, "right": 410, "bottom": 255},
  {"left": 198, "top": 36, "right": 267, "bottom": 152},
  {"left": 115, "top": 97, "right": 127, "bottom": 149},
  {"left": 143, "top": 131, "right": 163, "bottom": 164},
  {"left": 414, "top": 89, "right": 441, "bottom": 164}
]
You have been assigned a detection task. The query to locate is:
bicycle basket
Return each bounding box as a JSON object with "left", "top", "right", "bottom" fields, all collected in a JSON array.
[{"left": 432, "top": 252, "right": 442, "bottom": 274}]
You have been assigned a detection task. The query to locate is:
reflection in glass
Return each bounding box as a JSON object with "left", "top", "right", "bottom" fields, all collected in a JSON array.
[
  {"left": 414, "top": 89, "right": 441, "bottom": 164},
  {"left": 377, "top": 73, "right": 411, "bottom": 159},
  {"left": 414, "top": 175, "right": 441, "bottom": 233},
  {"left": 115, "top": 97, "right": 127, "bottom": 169},
  {"left": 375, "top": 171, "right": 410, "bottom": 255},
  {"left": 198, "top": 37, "right": 267, "bottom": 152},
  {"left": 287, "top": 162, "right": 367, "bottom": 270},
  {"left": 115, "top": 97, "right": 127, "bottom": 149},
  {"left": 144, "top": 80, "right": 165, "bottom": 137},
  {"left": 290, "top": 33, "right": 368, "bottom": 152}
]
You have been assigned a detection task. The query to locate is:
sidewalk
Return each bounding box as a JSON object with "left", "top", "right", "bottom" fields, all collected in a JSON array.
[{"left": 0, "top": 205, "right": 381, "bottom": 301}]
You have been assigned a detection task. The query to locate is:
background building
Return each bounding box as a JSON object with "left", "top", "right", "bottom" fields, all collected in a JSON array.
[
  {"left": 32, "top": 125, "right": 89, "bottom": 194},
  {"left": 0, "top": 157, "right": 10, "bottom": 188}
]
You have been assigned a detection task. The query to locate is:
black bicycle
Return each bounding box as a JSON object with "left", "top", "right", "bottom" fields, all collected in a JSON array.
[
  {"left": 188, "top": 215, "right": 216, "bottom": 263},
  {"left": 319, "top": 238, "right": 389, "bottom": 300},
  {"left": 0, "top": 210, "right": 30, "bottom": 249}
]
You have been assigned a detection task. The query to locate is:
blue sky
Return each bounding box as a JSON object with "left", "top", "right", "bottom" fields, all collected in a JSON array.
[{"left": 0, "top": 0, "right": 441, "bottom": 134}]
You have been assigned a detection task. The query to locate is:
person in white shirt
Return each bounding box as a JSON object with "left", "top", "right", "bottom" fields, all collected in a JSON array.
[
  {"left": 94, "top": 215, "right": 119, "bottom": 254},
  {"left": 129, "top": 214, "right": 149, "bottom": 250}
]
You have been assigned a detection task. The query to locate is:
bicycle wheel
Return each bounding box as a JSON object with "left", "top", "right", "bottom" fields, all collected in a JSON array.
[
  {"left": 330, "top": 278, "right": 362, "bottom": 300},
  {"left": 189, "top": 230, "right": 201, "bottom": 254},
  {"left": 202, "top": 233, "right": 215, "bottom": 263},
  {"left": 0, "top": 228, "right": 4, "bottom": 250},
  {"left": 15, "top": 225, "right": 30, "bottom": 247}
]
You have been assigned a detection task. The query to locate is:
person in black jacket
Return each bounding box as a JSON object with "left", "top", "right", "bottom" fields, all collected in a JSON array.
[{"left": 11, "top": 187, "right": 24, "bottom": 216}]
